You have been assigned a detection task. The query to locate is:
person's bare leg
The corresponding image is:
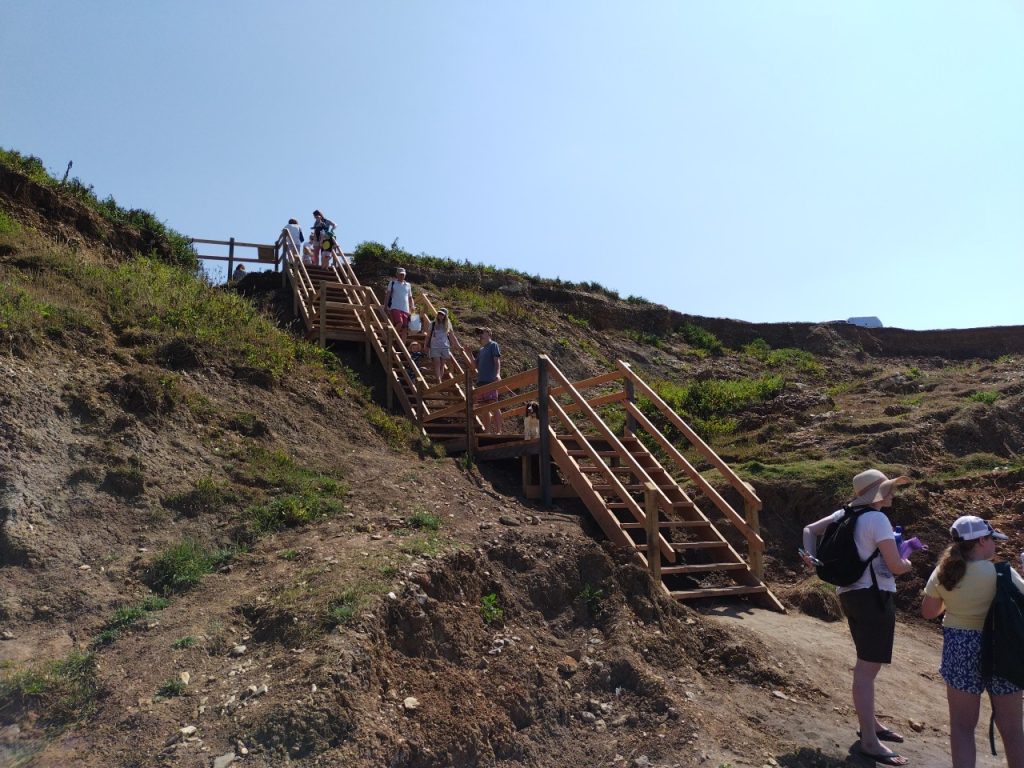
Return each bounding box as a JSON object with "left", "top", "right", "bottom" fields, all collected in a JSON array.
[
  {"left": 854, "top": 660, "right": 907, "bottom": 763},
  {"left": 947, "top": 685, "right": 981, "bottom": 768},
  {"left": 992, "top": 691, "right": 1024, "bottom": 768}
]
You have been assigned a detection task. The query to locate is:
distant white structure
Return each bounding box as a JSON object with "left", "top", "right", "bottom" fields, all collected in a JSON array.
[{"left": 847, "top": 316, "right": 883, "bottom": 328}]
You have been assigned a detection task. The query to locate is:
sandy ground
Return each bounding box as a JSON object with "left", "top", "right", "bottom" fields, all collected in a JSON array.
[{"left": 707, "top": 606, "right": 1010, "bottom": 767}]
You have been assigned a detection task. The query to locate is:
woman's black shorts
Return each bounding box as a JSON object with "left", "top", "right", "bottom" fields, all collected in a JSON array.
[{"left": 839, "top": 587, "right": 895, "bottom": 664}]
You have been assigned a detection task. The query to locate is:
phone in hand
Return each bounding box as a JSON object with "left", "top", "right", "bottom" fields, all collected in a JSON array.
[{"left": 799, "top": 548, "right": 823, "bottom": 566}]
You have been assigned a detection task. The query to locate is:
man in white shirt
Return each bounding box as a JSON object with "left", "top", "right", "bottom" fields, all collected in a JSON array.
[
  {"left": 283, "top": 218, "right": 304, "bottom": 261},
  {"left": 385, "top": 267, "right": 415, "bottom": 343}
]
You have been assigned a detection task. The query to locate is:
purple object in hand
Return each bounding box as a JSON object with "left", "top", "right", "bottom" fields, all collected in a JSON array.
[{"left": 899, "top": 537, "right": 926, "bottom": 558}]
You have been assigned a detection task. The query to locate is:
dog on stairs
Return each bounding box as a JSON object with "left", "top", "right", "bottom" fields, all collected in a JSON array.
[{"left": 523, "top": 400, "right": 541, "bottom": 440}]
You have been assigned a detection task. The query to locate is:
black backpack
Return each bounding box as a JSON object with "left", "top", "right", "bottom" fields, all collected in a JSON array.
[
  {"left": 815, "top": 505, "right": 880, "bottom": 588},
  {"left": 982, "top": 561, "right": 1024, "bottom": 754},
  {"left": 982, "top": 561, "right": 1024, "bottom": 686}
]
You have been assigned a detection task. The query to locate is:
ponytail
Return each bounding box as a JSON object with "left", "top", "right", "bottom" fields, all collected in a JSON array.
[{"left": 937, "top": 539, "right": 978, "bottom": 591}]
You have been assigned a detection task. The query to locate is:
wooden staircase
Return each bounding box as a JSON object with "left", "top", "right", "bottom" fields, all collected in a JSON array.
[{"left": 278, "top": 240, "right": 782, "bottom": 611}]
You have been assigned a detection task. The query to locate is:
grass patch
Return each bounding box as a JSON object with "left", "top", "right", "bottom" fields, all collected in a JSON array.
[
  {"left": 743, "top": 338, "right": 824, "bottom": 375},
  {"left": 567, "top": 314, "right": 590, "bottom": 329},
  {"left": 680, "top": 322, "right": 724, "bottom": 356},
  {"left": 0, "top": 273, "right": 98, "bottom": 353},
  {"left": 351, "top": 240, "right": 625, "bottom": 302},
  {"left": 0, "top": 209, "right": 19, "bottom": 235},
  {"left": 967, "top": 391, "right": 1000, "bottom": 405},
  {"left": 171, "top": 636, "right": 196, "bottom": 649},
  {"left": 246, "top": 493, "right": 345, "bottom": 535},
  {"left": 156, "top": 678, "right": 186, "bottom": 698},
  {"left": 1, "top": 235, "right": 341, "bottom": 383},
  {"left": 645, "top": 374, "right": 784, "bottom": 439},
  {"left": 0, "top": 147, "right": 196, "bottom": 268},
  {"left": 278, "top": 548, "right": 300, "bottom": 560},
  {"left": 625, "top": 328, "right": 664, "bottom": 348},
  {"left": 407, "top": 510, "right": 441, "bottom": 531},
  {"left": 740, "top": 459, "right": 865, "bottom": 501},
  {"left": 235, "top": 447, "right": 345, "bottom": 495},
  {"left": 163, "top": 474, "right": 236, "bottom": 517},
  {"left": 441, "top": 286, "right": 528, "bottom": 320},
  {"left": 0, "top": 651, "right": 100, "bottom": 727},
  {"left": 578, "top": 583, "right": 606, "bottom": 615},
  {"left": 231, "top": 447, "right": 347, "bottom": 538},
  {"left": 144, "top": 540, "right": 221, "bottom": 595},
  {"left": 480, "top": 593, "right": 504, "bottom": 625},
  {"left": 399, "top": 533, "right": 445, "bottom": 557},
  {"left": 324, "top": 589, "right": 362, "bottom": 629},
  {"left": 92, "top": 595, "right": 169, "bottom": 647}
]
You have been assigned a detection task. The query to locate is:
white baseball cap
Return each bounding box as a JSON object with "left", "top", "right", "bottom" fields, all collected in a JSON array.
[{"left": 950, "top": 515, "right": 1008, "bottom": 542}]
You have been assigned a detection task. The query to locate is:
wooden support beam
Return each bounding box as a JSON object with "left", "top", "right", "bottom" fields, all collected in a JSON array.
[
  {"left": 538, "top": 356, "right": 551, "bottom": 508},
  {"left": 318, "top": 282, "right": 327, "bottom": 348},
  {"left": 465, "top": 366, "right": 475, "bottom": 462},
  {"left": 645, "top": 483, "right": 661, "bottom": 583}
]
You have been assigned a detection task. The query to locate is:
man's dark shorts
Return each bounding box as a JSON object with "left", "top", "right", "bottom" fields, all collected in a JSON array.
[{"left": 839, "top": 587, "right": 895, "bottom": 664}]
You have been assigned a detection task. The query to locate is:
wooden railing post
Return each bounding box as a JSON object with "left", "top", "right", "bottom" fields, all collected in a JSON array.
[
  {"left": 624, "top": 378, "right": 636, "bottom": 437},
  {"left": 318, "top": 281, "right": 327, "bottom": 348},
  {"left": 227, "top": 237, "right": 235, "bottom": 283},
  {"left": 465, "top": 367, "right": 475, "bottom": 460},
  {"left": 743, "top": 483, "right": 763, "bottom": 578},
  {"left": 385, "top": 324, "right": 395, "bottom": 411},
  {"left": 538, "top": 355, "right": 551, "bottom": 508},
  {"left": 644, "top": 482, "right": 661, "bottom": 582},
  {"left": 365, "top": 307, "right": 372, "bottom": 365}
]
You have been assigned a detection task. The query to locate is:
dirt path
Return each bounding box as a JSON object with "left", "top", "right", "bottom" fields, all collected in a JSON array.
[{"left": 705, "top": 606, "right": 1009, "bottom": 767}]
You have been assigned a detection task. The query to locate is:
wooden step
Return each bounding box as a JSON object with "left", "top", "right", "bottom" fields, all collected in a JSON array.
[
  {"left": 660, "top": 562, "right": 747, "bottom": 575},
  {"left": 670, "top": 541, "right": 728, "bottom": 550},
  {"left": 620, "top": 520, "right": 710, "bottom": 530},
  {"left": 669, "top": 585, "right": 768, "bottom": 600},
  {"left": 579, "top": 465, "right": 633, "bottom": 474},
  {"left": 567, "top": 450, "right": 619, "bottom": 457}
]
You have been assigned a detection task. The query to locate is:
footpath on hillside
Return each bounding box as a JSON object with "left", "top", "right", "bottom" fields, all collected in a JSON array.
[{"left": 705, "top": 608, "right": 1007, "bottom": 767}]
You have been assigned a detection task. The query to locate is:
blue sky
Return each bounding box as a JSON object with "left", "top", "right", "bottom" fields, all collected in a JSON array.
[{"left": 2, "top": 1, "right": 1021, "bottom": 330}]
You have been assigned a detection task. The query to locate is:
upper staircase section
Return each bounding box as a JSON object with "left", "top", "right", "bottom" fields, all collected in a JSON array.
[{"left": 273, "top": 232, "right": 782, "bottom": 611}]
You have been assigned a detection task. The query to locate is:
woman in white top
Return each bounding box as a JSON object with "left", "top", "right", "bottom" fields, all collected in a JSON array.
[
  {"left": 425, "top": 308, "right": 462, "bottom": 382},
  {"left": 802, "top": 469, "right": 913, "bottom": 766},
  {"left": 921, "top": 515, "right": 1024, "bottom": 768}
]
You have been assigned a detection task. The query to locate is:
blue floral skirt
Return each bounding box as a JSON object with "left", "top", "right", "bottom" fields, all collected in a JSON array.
[{"left": 940, "top": 627, "right": 1020, "bottom": 695}]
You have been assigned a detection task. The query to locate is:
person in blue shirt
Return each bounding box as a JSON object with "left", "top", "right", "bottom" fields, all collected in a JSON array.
[{"left": 474, "top": 327, "right": 503, "bottom": 434}]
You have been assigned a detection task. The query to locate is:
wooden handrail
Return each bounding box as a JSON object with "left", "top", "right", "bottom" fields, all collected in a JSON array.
[
  {"left": 618, "top": 361, "right": 761, "bottom": 510},
  {"left": 547, "top": 397, "right": 675, "bottom": 562},
  {"left": 624, "top": 400, "right": 764, "bottom": 551},
  {"left": 542, "top": 355, "right": 684, "bottom": 537}
]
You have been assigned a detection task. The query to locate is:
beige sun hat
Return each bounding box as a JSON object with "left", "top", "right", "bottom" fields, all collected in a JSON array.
[{"left": 850, "top": 469, "right": 911, "bottom": 507}]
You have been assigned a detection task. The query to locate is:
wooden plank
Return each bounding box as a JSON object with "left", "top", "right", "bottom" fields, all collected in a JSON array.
[
  {"left": 669, "top": 585, "right": 768, "bottom": 600},
  {"left": 561, "top": 390, "right": 628, "bottom": 415},
  {"left": 660, "top": 563, "right": 748, "bottom": 575},
  {"left": 670, "top": 541, "right": 729, "bottom": 550},
  {"left": 620, "top": 520, "right": 710, "bottom": 530}
]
